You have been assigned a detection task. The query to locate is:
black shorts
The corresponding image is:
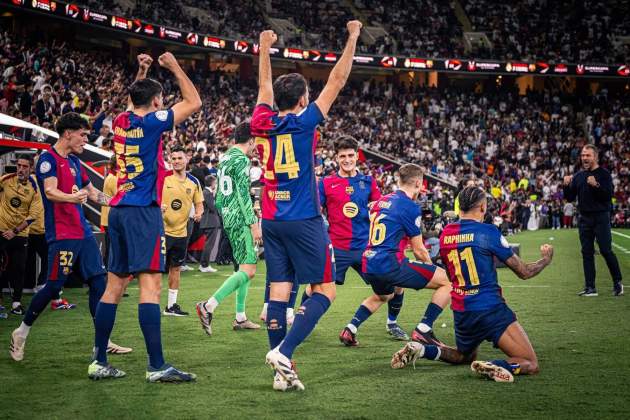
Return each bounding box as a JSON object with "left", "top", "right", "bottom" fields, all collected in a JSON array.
[{"left": 166, "top": 235, "right": 188, "bottom": 269}]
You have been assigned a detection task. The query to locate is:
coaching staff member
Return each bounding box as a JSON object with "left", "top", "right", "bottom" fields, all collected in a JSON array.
[{"left": 563, "top": 144, "right": 623, "bottom": 297}]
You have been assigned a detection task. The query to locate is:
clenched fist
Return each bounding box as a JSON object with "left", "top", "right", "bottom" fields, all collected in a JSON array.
[
  {"left": 158, "top": 52, "right": 180, "bottom": 72},
  {"left": 259, "top": 30, "right": 277, "bottom": 48},
  {"left": 563, "top": 175, "right": 573, "bottom": 186},
  {"left": 540, "top": 244, "right": 554, "bottom": 261},
  {"left": 137, "top": 54, "right": 153, "bottom": 72},
  {"left": 347, "top": 20, "right": 363, "bottom": 37}
]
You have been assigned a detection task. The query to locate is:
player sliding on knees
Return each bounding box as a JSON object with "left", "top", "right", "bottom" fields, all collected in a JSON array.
[
  {"left": 252, "top": 21, "right": 362, "bottom": 391},
  {"left": 91, "top": 52, "right": 202, "bottom": 382},
  {"left": 196, "top": 122, "right": 262, "bottom": 334},
  {"left": 10, "top": 113, "right": 131, "bottom": 363},
  {"left": 391, "top": 186, "right": 554, "bottom": 383},
  {"left": 340, "top": 164, "right": 451, "bottom": 347}
]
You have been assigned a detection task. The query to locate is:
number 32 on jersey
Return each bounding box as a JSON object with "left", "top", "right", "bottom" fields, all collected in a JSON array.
[{"left": 255, "top": 134, "right": 300, "bottom": 180}]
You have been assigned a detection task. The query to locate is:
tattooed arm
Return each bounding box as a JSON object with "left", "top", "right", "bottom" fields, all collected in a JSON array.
[
  {"left": 505, "top": 244, "right": 554, "bottom": 280},
  {"left": 85, "top": 183, "right": 111, "bottom": 206}
]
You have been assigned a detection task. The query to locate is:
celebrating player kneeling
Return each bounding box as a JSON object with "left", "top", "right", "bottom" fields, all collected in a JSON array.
[
  {"left": 340, "top": 164, "right": 451, "bottom": 347},
  {"left": 391, "top": 186, "right": 554, "bottom": 383}
]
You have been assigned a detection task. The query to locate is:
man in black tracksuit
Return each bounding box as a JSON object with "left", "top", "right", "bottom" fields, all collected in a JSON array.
[{"left": 563, "top": 144, "right": 623, "bottom": 297}]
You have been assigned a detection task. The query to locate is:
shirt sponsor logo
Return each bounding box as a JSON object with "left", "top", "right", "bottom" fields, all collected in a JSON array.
[
  {"left": 119, "top": 182, "right": 135, "bottom": 192},
  {"left": 10, "top": 197, "right": 21, "bottom": 208},
  {"left": 268, "top": 190, "right": 290, "bottom": 201},
  {"left": 363, "top": 250, "right": 376, "bottom": 258},
  {"left": 342, "top": 202, "right": 359, "bottom": 218},
  {"left": 171, "top": 199, "right": 183, "bottom": 210}
]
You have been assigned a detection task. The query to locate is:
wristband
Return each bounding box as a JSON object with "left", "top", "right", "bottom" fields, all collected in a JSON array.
[{"left": 12, "top": 227, "right": 20, "bottom": 235}]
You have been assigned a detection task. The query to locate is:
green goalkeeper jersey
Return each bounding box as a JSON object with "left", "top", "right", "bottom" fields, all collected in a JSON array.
[{"left": 216, "top": 147, "right": 257, "bottom": 230}]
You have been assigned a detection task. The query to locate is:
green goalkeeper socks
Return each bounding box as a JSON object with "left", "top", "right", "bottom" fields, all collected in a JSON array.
[
  {"left": 212, "top": 271, "right": 249, "bottom": 305},
  {"left": 235, "top": 276, "right": 251, "bottom": 314}
]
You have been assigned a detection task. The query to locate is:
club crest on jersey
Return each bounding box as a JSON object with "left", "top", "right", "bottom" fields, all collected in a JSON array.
[
  {"left": 342, "top": 202, "right": 359, "bottom": 218},
  {"left": 155, "top": 110, "right": 168, "bottom": 121},
  {"left": 186, "top": 188, "right": 192, "bottom": 195},
  {"left": 345, "top": 186, "right": 354, "bottom": 195},
  {"left": 70, "top": 167, "right": 77, "bottom": 177},
  {"left": 40, "top": 161, "right": 51, "bottom": 174}
]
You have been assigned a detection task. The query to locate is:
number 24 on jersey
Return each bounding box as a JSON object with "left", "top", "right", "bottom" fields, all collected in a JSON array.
[{"left": 255, "top": 134, "right": 300, "bottom": 180}]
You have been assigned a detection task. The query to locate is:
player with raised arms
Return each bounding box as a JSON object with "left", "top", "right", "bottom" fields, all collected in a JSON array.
[
  {"left": 391, "top": 186, "right": 554, "bottom": 383},
  {"left": 91, "top": 52, "right": 202, "bottom": 382},
  {"left": 252, "top": 21, "right": 362, "bottom": 391},
  {"left": 340, "top": 164, "right": 452, "bottom": 347},
  {"left": 319, "top": 136, "right": 409, "bottom": 340},
  {"left": 10, "top": 113, "right": 129, "bottom": 365}
]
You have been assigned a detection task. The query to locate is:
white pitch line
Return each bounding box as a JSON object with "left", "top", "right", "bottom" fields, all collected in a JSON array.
[
  {"left": 612, "top": 242, "right": 630, "bottom": 254},
  {"left": 612, "top": 230, "right": 630, "bottom": 240}
]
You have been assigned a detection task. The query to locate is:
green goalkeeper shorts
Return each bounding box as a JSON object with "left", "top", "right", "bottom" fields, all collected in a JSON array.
[{"left": 225, "top": 225, "right": 257, "bottom": 265}]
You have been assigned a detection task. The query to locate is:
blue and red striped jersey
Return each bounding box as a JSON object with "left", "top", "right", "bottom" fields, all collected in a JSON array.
[
  {"left": 36, "top": 148, "right": 93, "bottom": 243},
  {"left": 109, "top": 109, "right": 173, "bottom": 207},
  {"left": 439, "top": 219, "right": 514, "bottom": 312},
  {"left": 252, "top": 102, "right": 324, "bottom": 221},
  {"left": 362, "top": 190, "right": 423, "bottom": 274},
  {"left": 319, "top": 172, "right": 381, "bottom": 250}
]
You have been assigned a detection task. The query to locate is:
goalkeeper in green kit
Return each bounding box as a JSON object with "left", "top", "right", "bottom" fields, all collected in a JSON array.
[{"left": 196, "top": 122, "right": 262, "bottom": 334}]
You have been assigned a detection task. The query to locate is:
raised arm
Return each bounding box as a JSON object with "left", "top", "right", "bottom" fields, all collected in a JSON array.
[
  {"left": 158, "top": 52, "right": 202, "bottom": 125},
  {"left": 257, "top": 30, "right": 277, "bottom": 106},
  {"left": 505, "top": 244, "right": 554, "bottom": 280},
  {"left": 127, "top": 54, "right": 153, "bottom": 111},
  {"left": 314, "top": 20, "right": 362, "bottom": 117}
]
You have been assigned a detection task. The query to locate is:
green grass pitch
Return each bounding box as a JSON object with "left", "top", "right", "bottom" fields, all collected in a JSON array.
[{"left": 2, "top": 229, "right": 629, "bottom": 419}]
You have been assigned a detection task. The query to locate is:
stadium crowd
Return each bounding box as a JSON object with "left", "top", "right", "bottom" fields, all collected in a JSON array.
[
  {"left": 70, "top": 0, "right": 629, "bottom": 62},
  {"left": 461, "top": 0, "right": 630, "bottom": 63},
  {"left": 1, "top": 28, "right": 628, "bottom": 237}
]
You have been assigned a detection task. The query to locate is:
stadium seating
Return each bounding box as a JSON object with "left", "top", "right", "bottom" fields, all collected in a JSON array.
[
  {"left": 1, "top": 26, "right": 628, "bottom": 233},
  {"left": 73, "top": 0, "right": 630, "bottom": 63}
]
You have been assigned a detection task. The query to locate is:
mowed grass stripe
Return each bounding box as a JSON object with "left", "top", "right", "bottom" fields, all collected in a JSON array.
[{"left": 1, "top": 228, "right": 628, "bottom": 420}]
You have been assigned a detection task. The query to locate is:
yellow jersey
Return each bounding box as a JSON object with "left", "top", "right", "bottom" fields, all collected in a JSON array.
[
  {"left": 27, "top": 174, "right": 45, "bottom": 235},
  {"left": 100, "top": 173, "right": 118, "bottom": 228},
  {"left": 162, "top": 172, "right": 203, "bottom": 237},
  {"left": 0, "top": 173, "right": 42, "bottom": 237}
]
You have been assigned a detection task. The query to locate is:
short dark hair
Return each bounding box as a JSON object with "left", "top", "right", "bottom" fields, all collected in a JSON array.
[
  {"left": 398, "top": 164, "right": 423, "bottom": 186},
  {"left": 458, "top": 186, "right": 487, "bottom": 212},
  {"left": 233, "top": 121, "right": 252, "bottom": 144},
  {"left": 129, "top": 78, "right": 163, "bottom": 108},
  {"left": 582, "top": 144, "right": 599, "bottom": 156},
  {"left": 171, "top": 145, "right": 185, "bottom": 155},
  {"left": 273, "top": 73, "right": 308, "bottom": 111},
  {"left": 204, "top": 175, "right": 216, "bottom": 187},
  {"left": 16, "top": 154, "right": 34, "bottom": 166},
  {"left": 334, "top": 136, "right": 359, "bottom": 153},
  {"left": 56, "top": 112, "right": 90, "bottom": 137}
]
